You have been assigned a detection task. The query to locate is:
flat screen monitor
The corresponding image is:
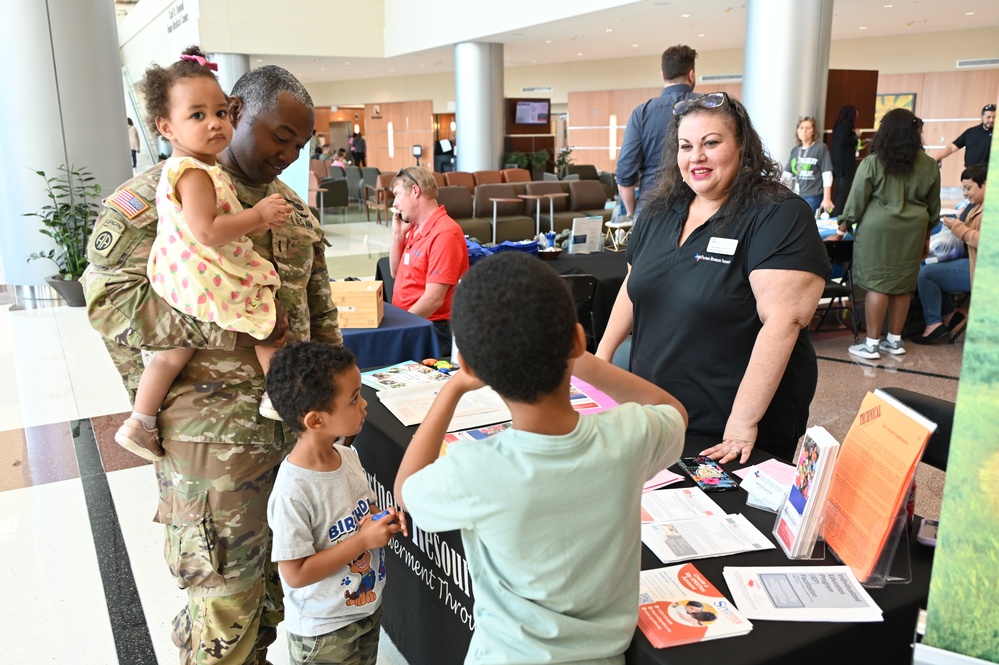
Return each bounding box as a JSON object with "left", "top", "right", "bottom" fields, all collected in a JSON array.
[{"left": 514, "top": 100, "right": 550, "bottom": 125}]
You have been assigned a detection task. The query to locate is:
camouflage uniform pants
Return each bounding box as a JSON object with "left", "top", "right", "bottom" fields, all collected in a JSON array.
[
  {"left": 156, "top": 438, "right": 291, "bottom": 665},
  {"left": 287, "top": 607, "right": 382, "bottom": 665}
]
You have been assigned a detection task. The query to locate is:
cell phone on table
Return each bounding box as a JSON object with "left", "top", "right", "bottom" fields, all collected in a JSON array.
[{"left": 676, "top": 456, "right": 739, "bottom": 492}]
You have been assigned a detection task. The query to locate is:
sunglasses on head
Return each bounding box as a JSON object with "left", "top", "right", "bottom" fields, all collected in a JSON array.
[
  {"left": 984, "top": 104, "right": 996, "bottom": 113},
  {"left": 396, "top": 168, "right": 419, "bottom": 187},
  {"left": 672, "top": 92, "right": 730, "bottom": 116}
]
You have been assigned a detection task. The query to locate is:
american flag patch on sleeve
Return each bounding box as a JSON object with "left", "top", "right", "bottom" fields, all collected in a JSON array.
[{"left": 108, "top": 188, "right": 150, "bottom": 219}]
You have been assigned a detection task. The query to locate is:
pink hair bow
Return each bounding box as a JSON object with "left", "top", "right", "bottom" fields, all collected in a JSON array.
[{"left": 179, "top": 54, "right": 218, "bottom": 71}]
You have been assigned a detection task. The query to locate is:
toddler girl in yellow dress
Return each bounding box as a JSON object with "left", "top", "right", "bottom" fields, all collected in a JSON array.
[{"left": 115, "top": 47, "right": 292, "bottom": 461}]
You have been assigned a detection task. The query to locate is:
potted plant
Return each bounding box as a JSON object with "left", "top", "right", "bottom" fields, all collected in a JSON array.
[
  {"left": 24, "top": 164, "right": 103, "bottom": 307},
  {"left": 528, "top": 149, "right": 550, "bottom": 180},
  {"left": 503, "top": 151, "right": 528, "bottom": 169},
  {"left": 554, "top": 146, "right": 575, "bottom": 180}
]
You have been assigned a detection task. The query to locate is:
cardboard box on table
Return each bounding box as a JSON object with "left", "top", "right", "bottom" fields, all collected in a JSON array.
[{"left": 329, "top": 281, "right": 384, "bottom": 328}]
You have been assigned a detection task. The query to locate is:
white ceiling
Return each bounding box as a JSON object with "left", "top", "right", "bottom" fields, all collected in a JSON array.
[{"left": 253, "top": 0, "right": 999, "bottom": 83}]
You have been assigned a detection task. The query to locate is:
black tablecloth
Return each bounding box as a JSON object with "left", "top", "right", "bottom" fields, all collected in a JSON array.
[
  {"left": 353, "top": 384, "right": 933, "bottom": 665},
  {"left": 375, "top": 252, "right": 627, "bottom": 344}
]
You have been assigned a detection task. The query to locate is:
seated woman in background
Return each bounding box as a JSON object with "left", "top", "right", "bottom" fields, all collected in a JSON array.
[
  {"left": 836, "top": 108, "right": 941, "bottom": 360},
  {"left": 332, "top": 148, "right": 349, "bottom": 167},
  {"left": 596, "top": 93, "right": 829, "bottom": 463},
  {"left": 912, "top": 163, "right": 986, "bottom": 344},
  {"left": 783, "top": 116, "right": 834, "bottom": 216}
]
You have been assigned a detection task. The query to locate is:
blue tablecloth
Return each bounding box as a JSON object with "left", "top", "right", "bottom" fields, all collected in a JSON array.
[{"left": 341, "top": 303, "right": 442, "bottom": 370}]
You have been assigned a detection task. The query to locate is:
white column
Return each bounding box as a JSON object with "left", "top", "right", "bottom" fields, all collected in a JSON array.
[
  {"left": 0, "top": 0, "right": 130, "bottom": 287},
  {"left": 454, "top": 42, "right": 504, "bottom": 172},
  {"left": 210, "top": 52, "right": 250, "bottom": 96},
  {"left": 743, "top": 0, "right": 834, "bottom": 168}
]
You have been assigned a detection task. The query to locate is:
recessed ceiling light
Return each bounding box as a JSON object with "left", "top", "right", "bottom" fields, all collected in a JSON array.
[
  {"left": 632, "top": 43, "right": 639, "bottom": 48},
  {"left": 859, "top": 26, "right": 867, "bottom": 30},
  {"left": 345, "top": 62, "right": 350, "bottom": 65},
  {"left": 681, "top": 13, "right": 690, "bottom": 18},
  {"left": 606, "top": 28, "right": 613, "bottom": 32},
  {"left": 965, "top": 11, "right": 975, "bottom": 15},
  {"left": 698, "top": 33, "right": 705, "bottom": 37},
  {"left": 577, "top": 52, "right": 583, "bottom": 56},
  {"left": 883, "top": 3, "right": 892, "bottom": 7},
  {"left": 545, "top": 40, "right": 552, "bottom": 44}
]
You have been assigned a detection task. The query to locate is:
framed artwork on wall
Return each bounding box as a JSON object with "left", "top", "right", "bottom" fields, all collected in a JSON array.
[{"left": 875, "top": 93, "right": 916, "bottom": 128}]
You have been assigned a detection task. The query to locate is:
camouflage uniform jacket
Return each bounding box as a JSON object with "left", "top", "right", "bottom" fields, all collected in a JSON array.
[{"left": 84, "top": 162, "right": 341, "bottom": 445}]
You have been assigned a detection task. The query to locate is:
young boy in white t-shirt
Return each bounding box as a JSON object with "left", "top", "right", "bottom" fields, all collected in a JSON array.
[
  {"left": 394, "top": 253, "right": 688, "bottom": 664},
  {"left": 266, "top": 342, "right": 407, "bottom": 665}
]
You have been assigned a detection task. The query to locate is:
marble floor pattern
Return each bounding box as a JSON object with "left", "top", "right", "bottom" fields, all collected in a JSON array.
[{"left": 0, "top": 212, "right": 961, "bottom": 664}]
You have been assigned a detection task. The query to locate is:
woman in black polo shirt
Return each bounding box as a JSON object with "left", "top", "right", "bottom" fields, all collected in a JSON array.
[{"left": 596, "top": 93, "right": 830, "bottom": 463}]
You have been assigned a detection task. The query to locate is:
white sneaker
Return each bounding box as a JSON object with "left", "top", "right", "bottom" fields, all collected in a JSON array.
[
  {"left": 849, "top": 341, "right": 881, "bottom": 360},
  {"left": 879, "top": 339, "right": 906, "bottom": 355},
  {"left": 259, "top": 392, "right": 282, "bottom": 421}
]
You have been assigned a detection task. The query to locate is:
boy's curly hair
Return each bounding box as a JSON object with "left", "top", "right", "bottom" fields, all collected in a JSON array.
[
  {"left": 266, "top": 341, "right": 358, "bottom": 436},
  {"left": 452, "top": 253, "right": 577, "bottom": 403},
  {"left": 138, "top": 45, "right": 221, "bottom": 136}
]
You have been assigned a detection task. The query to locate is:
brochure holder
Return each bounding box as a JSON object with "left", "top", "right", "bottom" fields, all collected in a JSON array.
[
  {"left": 823, "top": 498, "right": 912, "bottom": 588},
  {"left": 773, "top": 491, "right": 827, "bottom": 560}
]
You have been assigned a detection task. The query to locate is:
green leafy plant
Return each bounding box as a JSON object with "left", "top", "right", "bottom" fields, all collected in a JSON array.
[
  {"left": 528, "top": 149, "right": 550, "bottom": 171},
  {"left": 554, "top": 146, "right": 575, "bottom": 179},
  {"left": 504, "top": 151, "right": 528, "bottom": 169},
  {"left": 24, "top": 164, "right": 103, "bottom": 280}
]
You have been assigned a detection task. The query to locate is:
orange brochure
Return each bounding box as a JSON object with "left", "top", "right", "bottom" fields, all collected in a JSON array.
[{"left": 822, "top": 390, "right": 936, "bottom": 581}]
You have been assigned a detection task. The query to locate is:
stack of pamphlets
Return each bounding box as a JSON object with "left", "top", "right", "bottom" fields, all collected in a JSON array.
[
  {"left": 775, "top": 426, "right": 841, "bottom": 557},
  {"left": 822, "top": 390, "right": 936, "bottom": 581},
  {"left": 638, "top": 563, "right": 753, "bottom": 647},
  {"left": 722, "top": 566, "right": 882, "bottom": 622},
  {"left": 640, "top": 487, "right": 774, "bottom": 564}
]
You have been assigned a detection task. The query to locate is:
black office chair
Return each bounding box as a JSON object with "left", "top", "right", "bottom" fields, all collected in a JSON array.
[
  {"left": 880, "top": 387, "right": 953, "bottom": 471},
  {"left": 318, "top": 178, "right": 349, "bottom": 222},
  {"left": 814, "top": 239, "right": 859, "bottom": 342},
  {"left": 562, "top": 274, "right": 599, "bottom": 352}
]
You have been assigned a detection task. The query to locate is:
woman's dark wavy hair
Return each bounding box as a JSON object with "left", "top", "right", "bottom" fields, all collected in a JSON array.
[
  {"left": 870, "top": 108, "right": 924, "bottom": 176},
  {"left": 139, "top": 46, "right": 221, "bottom": 137},
  {"left": 833, "top": 104, "right": 857, "bottom": 130},
  {"left": 644, "top": 94, "right": 785, "bottom": 229}
]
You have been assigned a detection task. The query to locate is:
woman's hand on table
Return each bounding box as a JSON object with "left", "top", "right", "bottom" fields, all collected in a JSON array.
[{"left": 700, "top": 426, "right": 757, "bottom": 465}]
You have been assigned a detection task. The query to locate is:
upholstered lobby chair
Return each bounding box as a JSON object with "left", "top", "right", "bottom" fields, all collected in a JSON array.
[
  {"left": 444, "top": 171, "right": 476, "bottom": 195},
  {"left": 473, "top": 170, "right": 503, "bottom": 186},
  {"left": 501, "top": 168, "right": 531, "bottom": 183}
]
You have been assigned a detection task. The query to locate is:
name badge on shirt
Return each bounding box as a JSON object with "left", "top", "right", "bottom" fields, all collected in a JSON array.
[
  {"left": 403, "top": 252, "right": 411, "bottom": 266},
  {"left": 707, "top": 237, "right": 738, "bottom": 255}
]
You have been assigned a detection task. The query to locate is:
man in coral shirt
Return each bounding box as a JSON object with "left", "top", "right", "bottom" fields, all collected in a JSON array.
[{"left": 389, "top": 165, "right": 469, "bottom": 355}]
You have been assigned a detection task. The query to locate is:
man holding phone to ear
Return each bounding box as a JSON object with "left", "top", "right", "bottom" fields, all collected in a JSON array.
[{"left": 388, "top": 165, "right": 469, "bottom": 356}]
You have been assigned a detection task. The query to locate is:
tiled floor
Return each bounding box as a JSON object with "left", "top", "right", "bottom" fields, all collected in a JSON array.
[{"left": 0, "top": 212, "right": 961, "bottom": 663}]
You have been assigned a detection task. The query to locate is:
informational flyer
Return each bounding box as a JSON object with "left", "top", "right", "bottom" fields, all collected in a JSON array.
[
  {"left": 641, "top": 514, "right": 774, "bottom": 564},
  {"left": 723, "top": 566, "right": 882, "bottom": 622}
]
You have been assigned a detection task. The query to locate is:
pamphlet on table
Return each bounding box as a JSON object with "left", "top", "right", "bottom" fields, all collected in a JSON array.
[
  {"left": 637, "top": 563, "right": 753, "bottom": 648},
  {"left": 568, "top": 216, "right": 605, "bottom": 254},
  {"left": 640, "top": 487, "right": 725, "bottom": 523},
  {"left": 822, "top": 390, "right": 936, "bottom": 581},
  {"left": 361, "top": 361, "right": 450, "bottom": 391},
  {"left": 775, "top": 426, "right": 841, "bottom": 557},
  {"left": 641, "top": 514, "right": 775, "bottom": 564},
  {"left": 643, "top": 468, "right": 685, "bottom": 493},
  {"left": 722, "top": 565, "right": 882, "bottom": 622}
]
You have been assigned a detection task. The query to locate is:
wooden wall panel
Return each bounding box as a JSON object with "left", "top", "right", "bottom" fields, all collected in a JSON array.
[
  {"left": 362, "top": 101, "right": 434, "bottom": 173},
  {"left": 568, "top": 84, "right": 745, "bottom": 174}
]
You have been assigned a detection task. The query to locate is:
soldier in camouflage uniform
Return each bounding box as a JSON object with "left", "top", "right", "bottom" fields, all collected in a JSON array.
[{"left": 83, "top": 66, "right": 340, "bottom": 665}]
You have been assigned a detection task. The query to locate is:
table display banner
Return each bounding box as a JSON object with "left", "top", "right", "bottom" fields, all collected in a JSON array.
[{"left": 923, "top": 128, "right": 999, "bottom": 663}]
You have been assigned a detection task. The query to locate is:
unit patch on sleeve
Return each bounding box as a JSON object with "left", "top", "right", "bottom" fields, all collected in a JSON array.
[{"left": 90, "top": 218, "right": 125, "bottom": 257}]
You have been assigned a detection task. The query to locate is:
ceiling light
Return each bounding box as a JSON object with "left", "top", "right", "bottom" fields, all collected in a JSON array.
[
  {"left": 545, "top": 40, "right": 552, "bottom": 44},
  {"left": 577, "top": 52, "right": 583, "bottom": 56},
  {"left": 606, "top": 28, "right": 613, "bottom": 32},
  {"left": 699, "top": 33, "right": 705, "bottom": 37},
  {"left": 965, "top": 11, "right": 975, "bottom": 15},
  {"left": 859, "top": 26, "right": 867, "bottom": 30},
  {"left": 883, "top": 3, "right": 892, "bottom": 7},
  {"left": 681, "top": 13, "right": 690, "bottom": 18},
  {"left": 632, "top": 43, "right": 639, "bottom": 48}
]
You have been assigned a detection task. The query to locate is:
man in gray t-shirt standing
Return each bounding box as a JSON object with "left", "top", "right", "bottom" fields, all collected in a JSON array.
[{"left": 615, "top": 45, "right": 697, "bottom": 219}]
